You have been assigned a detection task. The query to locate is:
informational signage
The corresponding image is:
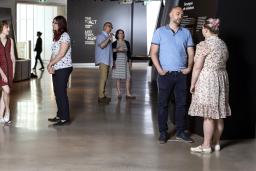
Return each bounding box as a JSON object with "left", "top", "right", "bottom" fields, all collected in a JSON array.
[
  {"left": 179, "top": 0, "right": 218, "bottom": 44},
  {"left": 84, "top": 17, "right": 97, "bottom": 45}
]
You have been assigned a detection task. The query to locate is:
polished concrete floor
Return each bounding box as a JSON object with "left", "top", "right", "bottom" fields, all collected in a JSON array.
[{"left": 0, "top": 66, "right": 255, "bottom": 171}]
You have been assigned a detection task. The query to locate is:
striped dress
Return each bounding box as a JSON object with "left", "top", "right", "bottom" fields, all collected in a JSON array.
[{"left": 112, "top": 41, "right": 130, "bottom": 79}]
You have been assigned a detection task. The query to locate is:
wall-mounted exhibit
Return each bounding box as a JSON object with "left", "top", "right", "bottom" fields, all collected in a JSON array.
[{"left": 67, "top": 0, "right": 147, "bottom": 63}]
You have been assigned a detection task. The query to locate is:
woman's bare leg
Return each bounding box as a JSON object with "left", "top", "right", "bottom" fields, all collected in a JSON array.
[
  {"left": 0, "top": 92, "right": 5, "bottom": 118},
  {"left": 202, "top": 118, "right": 214, "bottom": 148}
]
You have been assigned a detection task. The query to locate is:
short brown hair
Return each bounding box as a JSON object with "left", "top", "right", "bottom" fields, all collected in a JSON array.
[
  {"left": 103, "top": 22, "right": 113, "bottom": 29},
  {"left": 0, "top": 20, "right": 9, "bottom": 33}
]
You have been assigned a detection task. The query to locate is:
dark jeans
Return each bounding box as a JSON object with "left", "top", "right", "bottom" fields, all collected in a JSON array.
[
  {"left": 157, "top": 71, "right": 187, "bottom": 135},
  {"left": 33, "top": 52, "right": 44, "bottom": 68},
  {"left": 52, "top": 67, "right": 73, "bottom": 120}
]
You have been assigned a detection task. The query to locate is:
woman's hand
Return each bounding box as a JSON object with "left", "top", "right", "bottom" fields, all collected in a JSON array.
[
  {"left": 47, "top": 63, "right": 55, "bottom": 74},
  {"left": 181, "top": 67, "right": 192, "bottom": 75},
  {"left": 1, "top": 73, "right": 8, "bottom": 83},
  {"left": 128, "top": 61, "right": 132, "bottom": 69},
  {"left": 190, "top": 84, "right": 195, "bottom": 94},
  {"left": 112, "top": 62, "right": 116, "bottom": 69},
  {"left": 117, "top": 46, "right": 124, "bottom": 52}
]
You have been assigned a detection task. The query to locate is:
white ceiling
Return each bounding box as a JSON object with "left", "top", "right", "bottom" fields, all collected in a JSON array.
[{"left": 17, "top": 0, "right": 67, "bottom": 5}]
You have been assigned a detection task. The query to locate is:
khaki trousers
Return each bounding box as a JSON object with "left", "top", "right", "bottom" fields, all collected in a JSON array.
[{"left": 98, "top": 63, "right": 110, "bottom": 98}]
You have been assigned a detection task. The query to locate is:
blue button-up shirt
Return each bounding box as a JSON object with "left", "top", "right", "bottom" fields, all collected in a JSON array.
[
  {"left": 151, "top": 25, "right": 194, "bottom": 71},
  {"left": 95, "top": 31, "right": 113, "bottom": 66}
]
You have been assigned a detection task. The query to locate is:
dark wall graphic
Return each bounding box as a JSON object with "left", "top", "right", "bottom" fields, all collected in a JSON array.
[
  {"left": 67, "top": 0, "right": 147, "bottom": 63},
  {"left": 178, "top": 0, "right": 256, "bottom": 139},
  {"left": 216, "top": 0, "right": 256, "bottom": 139},
  {"left": 156, "top": 0, "right": 255, "bottom": 139},
  {"left": 179, "top": 0, "right": 218, "bottom": 44}
]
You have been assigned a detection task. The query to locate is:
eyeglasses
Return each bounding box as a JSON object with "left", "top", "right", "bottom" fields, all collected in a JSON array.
[{"left": 106, "top": 24, "right": 113, "bottom": 29}]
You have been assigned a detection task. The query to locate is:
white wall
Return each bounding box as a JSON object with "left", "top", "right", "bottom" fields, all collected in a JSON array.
[
  {"left": 146, "top": 1, "right": 161, "bottom": 54},
  {"left": 17, "top": 0, "right": 66, "bottom": 5}
]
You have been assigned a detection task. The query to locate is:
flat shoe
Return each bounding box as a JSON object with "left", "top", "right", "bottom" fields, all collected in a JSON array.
[
  {"left": 214, "top": 144, "right": 221, "bottom": 151},
  {"left": 3, "top": 113, "right": 10, "bottom": 122},
  {"left": 190, "top": 145, "right": 212, "bottom": 153},
  {"left": 53, "top": 120, "right": 70, "bottom": 126},
  {"left": 48, "top": 117, "right": 60, "bottom": 122}
]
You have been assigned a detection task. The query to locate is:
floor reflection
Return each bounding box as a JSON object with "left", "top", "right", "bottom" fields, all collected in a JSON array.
[{"left": 0, "top": 67, "right": 254, "bottom": 170}]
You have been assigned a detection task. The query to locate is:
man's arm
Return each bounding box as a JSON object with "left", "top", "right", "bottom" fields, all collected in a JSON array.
[
  {"left": 99, "top": 33, "right": 113, "bottom": 49},
  {"left": 150, "top": 44, "right": 167, "bottom": 76}
]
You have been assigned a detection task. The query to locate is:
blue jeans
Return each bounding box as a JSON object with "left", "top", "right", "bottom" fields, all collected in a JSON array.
[{"left": 157, "top": 71, "right": 187, "bottom": 135}]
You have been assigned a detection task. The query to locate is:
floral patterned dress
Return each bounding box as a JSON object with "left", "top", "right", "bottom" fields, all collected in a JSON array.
[{"left": 188, "top": 36, "right": 231, "bottom": 119}]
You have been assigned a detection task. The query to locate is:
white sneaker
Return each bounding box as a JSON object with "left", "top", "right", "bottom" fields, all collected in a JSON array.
[
  {"left": 0, "top": 117, "right": 5, "bottom": 123},
  {"left": 190, "top": 145, "right": 212, "bottom": 153},
  {"left": 3, "top": 113, "right": 10, "bottom": 122},
  {"left": 214, "top": 144, "right": 221, "bottom": 151}
]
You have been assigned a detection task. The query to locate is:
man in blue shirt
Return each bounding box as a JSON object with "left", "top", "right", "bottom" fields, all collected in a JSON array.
[
  {"left": 95, "top": 22, "right": 114, "bottom": 104},
  {"left": 150, "top": 6, "right": 194, "bottom": 144}
]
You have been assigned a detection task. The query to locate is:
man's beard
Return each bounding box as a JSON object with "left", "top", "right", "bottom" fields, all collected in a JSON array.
[{"left": 174, "top": 19, "right": 182, "bottom": 25}]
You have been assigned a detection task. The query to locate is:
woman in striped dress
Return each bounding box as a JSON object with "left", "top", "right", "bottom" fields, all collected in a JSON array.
[{"left": 112, "top": 29, "right": 135, "bottom": 99}]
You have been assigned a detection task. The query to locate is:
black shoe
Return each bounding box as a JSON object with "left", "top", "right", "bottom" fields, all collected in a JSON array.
[
  {"left": 105, "top": 96, "right": 111, "bottom": 102},
  {"left": 53, "top": 120, "right": 70, "bottom": 126},
  {"left": 39, "top": 67, "right": 45, "bottom": 70},
  {"left": 176, "top": 132, "right": 193, "bottom": 143},
  {"left": 48, "top": 117, "right": 60, "bottom": 122},
  {"left": 117, "top": 95, "right": 122, "bottom": 100},
  {"left": 159, "top": 132, "right": 169, "bottom": 144},
  {"left": 30, "top": 73, "right": 38, "bottom": 78},
  {"left": 98, "top": 96, "right": 111, "bottom": 104},
  {"left": 126, "top": 95, "right": 136, "bottom": 99}
]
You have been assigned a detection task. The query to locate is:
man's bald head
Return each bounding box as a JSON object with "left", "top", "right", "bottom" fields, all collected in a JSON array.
[
  {"left": 169, "top": 6, "right": 183, "bottom": 14},
  {"left": 169, "top": 6, "right": 184, "bottom": 26}
]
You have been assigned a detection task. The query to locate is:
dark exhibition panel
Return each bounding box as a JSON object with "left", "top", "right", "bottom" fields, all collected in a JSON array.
[
  {"left": 67, "top": 0, "right": 147, "bottom": 63},
  {"left": 158, "top": 0, "right": 256, "bottom": 139},
  {"left": 217, "top": 0, "right": 256, "bottom": 139}
]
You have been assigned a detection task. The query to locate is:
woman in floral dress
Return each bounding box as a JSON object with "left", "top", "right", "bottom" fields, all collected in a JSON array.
[{"left": 189, "top": 18, "right": 231, "bottom": 153}]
